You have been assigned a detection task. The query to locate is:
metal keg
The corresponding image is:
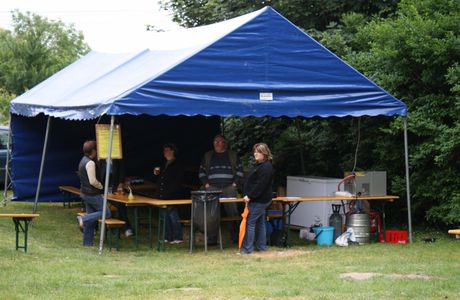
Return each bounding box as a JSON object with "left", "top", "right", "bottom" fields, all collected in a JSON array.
[{"left": 346, "top": 213, "right": 370, "bottom": 244}]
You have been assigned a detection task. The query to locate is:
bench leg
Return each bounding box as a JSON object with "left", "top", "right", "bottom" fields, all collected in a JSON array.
[
  {"left": 157, "top": 207, "right": 166, "bottom": 252},
  {"left": 134, "top": 207, "right": 139, "bottom": 249},
  {"left": 105, "top": 226, "right": 122, "bottom": 251},
  {"left": 12, "top": 218, "right": 31, "bottom": 252},
  {"left": 116, "top": 227, "right": 121, "bottom": 250},
  {"left": 108, "top": 227, "right": 113, "bottom": 251},
  {"left": 148, "top": 207, "right": 153, "bottom": 249},
  {"left": 190, "top": 203, "right": 194, "bottom": 254}
]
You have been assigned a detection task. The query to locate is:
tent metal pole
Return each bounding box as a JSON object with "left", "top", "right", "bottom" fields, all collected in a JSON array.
[
  {"left": 98, "top": 115, "right": 115, "bottom": 255},
  {"left": 295, "top": 118, "right": 306, "bottom": 175},
  {"left": 2, "top": 113, "right": 12, "bottom": 206},
  {"left": 403, "top": 117, "right": 413, "bottom": 243},
  {"left": 33, "top": 116, "right": 51, "bottom": 213}
]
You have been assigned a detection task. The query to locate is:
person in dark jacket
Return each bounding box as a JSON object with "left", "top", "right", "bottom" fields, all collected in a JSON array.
[
  {"left": 241, "top": 143, "right": 274, "bottom": 254},
  {"left": 153, "top": 143, "right": 184, "bottom": 243}
]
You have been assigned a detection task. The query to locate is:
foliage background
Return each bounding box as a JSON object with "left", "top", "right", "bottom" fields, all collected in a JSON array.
[
  {"left": 0, "top": 1, "right": 458, "bottom": 227},
  {"left": 0, "top": 11, "right": 89, "bottom": 123},
  {"left": 162, "top": 0, "right": 460, "bottom": 227}
]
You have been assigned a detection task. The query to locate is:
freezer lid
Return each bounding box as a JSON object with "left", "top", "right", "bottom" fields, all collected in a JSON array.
[{"left": 287, "top": 176, "right": 342, "bottom": 183}]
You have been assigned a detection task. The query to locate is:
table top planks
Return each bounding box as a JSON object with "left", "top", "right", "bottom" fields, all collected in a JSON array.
[
  {"left": 277, "top": 195, "right": 398, "bottom": 203},
  {"left": 59, "top": 186, "right": 398, "bottom": 207},
  {"left": 0, "top": 214, "right": 40, "bottom": 219}
]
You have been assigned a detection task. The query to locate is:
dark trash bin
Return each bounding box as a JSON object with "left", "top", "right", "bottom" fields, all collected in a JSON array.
[{"left": 190, "top": 190, "right": 222, "bottom": 253}]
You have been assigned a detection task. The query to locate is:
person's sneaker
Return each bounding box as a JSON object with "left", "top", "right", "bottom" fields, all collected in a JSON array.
[
  {"left": 76, "top": 216, "right": 83, "bottom": 232},
  {"left": 125, "top": 229, "right": 133, "bottom": 237},
  {"left": 170, "top": 240, "right": 184, "bottom": 244}
]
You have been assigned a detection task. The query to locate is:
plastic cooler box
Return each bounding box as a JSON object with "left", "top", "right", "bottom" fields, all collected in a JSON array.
[{"left": 378, "top": 230, "right": 408, "bottom": 244}]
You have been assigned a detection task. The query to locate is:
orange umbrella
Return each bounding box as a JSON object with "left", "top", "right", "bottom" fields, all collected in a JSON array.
[{"left": 238, "top": 204, "right": 249, "bottom": 250}]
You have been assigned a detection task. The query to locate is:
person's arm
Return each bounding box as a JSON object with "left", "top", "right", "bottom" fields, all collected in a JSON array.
[
  {"left": 198, "top": 156, "right": 208, "bottom": 186},
  {"left": 85, "top": 160, "right": 103, "bottom": 190},
  {"left": 245, "top": 164, "right": 272, "bottom": 200}
]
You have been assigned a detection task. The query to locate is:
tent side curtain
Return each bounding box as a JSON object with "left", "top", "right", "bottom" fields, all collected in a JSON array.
[
  {"left": 11, "top": 114, "right": 221, "bottom": 202},
  {"left": 9, "top": 6, "right": 407, "bottom": 120}
]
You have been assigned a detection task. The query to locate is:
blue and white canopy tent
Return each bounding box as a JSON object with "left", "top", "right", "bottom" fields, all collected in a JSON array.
[{"left": 4, "top": 7, "right": 412, "bottom": 252}]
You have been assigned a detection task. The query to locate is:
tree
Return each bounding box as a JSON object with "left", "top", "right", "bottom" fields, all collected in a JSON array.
[
  {"left": 160, "top": 0, "right": 398, "bottom": 30},
  {"left": 164, "top": 0, "right": 460, "bottom": 227},
  {"left": 0, "top": 10, "right": 90, "bottom": 96},
  {"left": 0, "top": 89, "right": 14, "bottom": 124},
  {"left": 321, "top": 0, "right": 460, "bottom": 226}
]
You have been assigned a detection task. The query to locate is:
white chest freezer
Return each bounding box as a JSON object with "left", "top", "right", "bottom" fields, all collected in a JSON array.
[{"left": 287, "top": 176, "right": 344, "bottom": 228}]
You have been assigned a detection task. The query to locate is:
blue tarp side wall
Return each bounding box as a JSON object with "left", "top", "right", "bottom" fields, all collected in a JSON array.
[
  {"left": 11, "top": 114, "right": 220, "bottom": 202},
  {"left": 11, "top": 114, "right": 88, "bottom": 201}
]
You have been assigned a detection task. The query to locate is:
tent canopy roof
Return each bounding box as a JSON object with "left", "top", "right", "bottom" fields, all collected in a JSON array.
[{"left": 10, "top": 7, "right": 406, "bottom": 120}]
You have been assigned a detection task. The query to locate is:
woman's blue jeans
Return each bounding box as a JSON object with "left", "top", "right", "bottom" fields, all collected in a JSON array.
[{"left": 242, "top": 201, "right": 271, "bottom": 253}]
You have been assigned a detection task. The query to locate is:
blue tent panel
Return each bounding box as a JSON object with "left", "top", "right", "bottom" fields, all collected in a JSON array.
[
  {"left": 8, "top": 7, "right": 407, "bottom": 202},
  {"left": 10, "top": 7, "right": 406, "bottom": 120}
]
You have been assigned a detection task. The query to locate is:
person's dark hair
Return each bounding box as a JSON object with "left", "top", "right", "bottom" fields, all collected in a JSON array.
[
  {"left": 163, "top": 143, "right": 178, "bottom": 154},
  {"left": 83, "top": 140, "right": 97, "bottom": 156},
  {"left": 213, "top": 134, "right": 226, "bottom": 142}
]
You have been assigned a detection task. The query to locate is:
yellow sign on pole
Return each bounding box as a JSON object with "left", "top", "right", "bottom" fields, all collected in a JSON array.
[{"left": 95, "top": 124, "right": 123, "bottom": 160}]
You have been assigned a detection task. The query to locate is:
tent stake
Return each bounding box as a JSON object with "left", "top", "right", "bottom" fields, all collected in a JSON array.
[
  {"left": 98, "top": 115, "right": 115, "bottom": 255},
  {"left": 33, "top": 116, "right": 51, "bottom": 213},
  {"left": 403, "top": 117, "right": 413, "bottom": 243},
  {"left": 2, "top": 113, "right": 12, "bottom": 206}
]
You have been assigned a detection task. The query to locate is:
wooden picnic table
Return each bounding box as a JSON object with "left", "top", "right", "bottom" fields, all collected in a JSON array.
[
  {"left": 448, "top": 229, "right": 460, "bottom": 239},
  {"left": 59, "top": 186, "right": 249, "bottom": 251},
  {"left": 276, "top": 195, "right": 399, "bottom": 246},
  {"left": 59, "top": 185, "right": 399, "bottom": 249},
  {"left": 0, "top": 213, "right": 40, "bottom": 252}
]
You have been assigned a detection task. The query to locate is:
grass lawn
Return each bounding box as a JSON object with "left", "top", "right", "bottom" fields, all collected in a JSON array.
[{"left": 0, "top": 201, "right": 459, "bottom": 300}]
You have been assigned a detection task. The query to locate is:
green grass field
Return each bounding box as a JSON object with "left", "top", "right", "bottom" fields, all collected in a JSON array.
[{"left": 0, "top": 201, "right": 459, "bottom": 300}]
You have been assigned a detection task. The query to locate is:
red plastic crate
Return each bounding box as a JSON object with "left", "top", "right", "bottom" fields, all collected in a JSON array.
[{"left": 378, "top": 230, "right": 408, "bottom": 244}]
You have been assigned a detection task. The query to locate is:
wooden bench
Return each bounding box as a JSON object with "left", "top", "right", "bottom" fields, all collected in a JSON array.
[
  {"left": 98, "top": 218, "right": 126, "bottom": 251},
  {"left": 0, "top": 214, "right": 39, "bottom": 252},
  {"left": 78, "top": 212, "right": 125, "bottom": 250},
  {"left": 59, "top": 186, "right": 83, "bottom": 208},
  {"left": 448, "top": 229, "right": 460, "bottom": 239}
]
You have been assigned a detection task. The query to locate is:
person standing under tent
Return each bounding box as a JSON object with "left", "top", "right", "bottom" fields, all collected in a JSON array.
[
  {"left": 76, "top": 140, "right": 111, "bottom": 246},
  {"left": 198, "top": 134, "right": 244, "bottom": 245},
  {"left": 241, "top": 143, "right": 274, "bottom": 254},
  {"left": 153, "top": 143, "right": 185, "bottom": 244}
]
